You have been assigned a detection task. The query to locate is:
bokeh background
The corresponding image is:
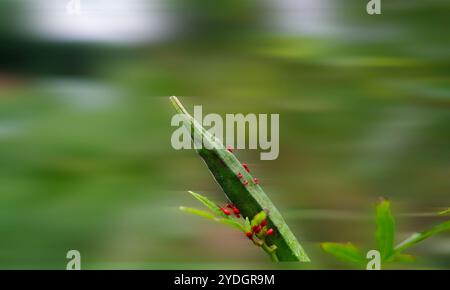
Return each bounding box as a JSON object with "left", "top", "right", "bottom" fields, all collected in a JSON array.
[{"left": 0, "top": 0, "right": 449, "bottom": 269}]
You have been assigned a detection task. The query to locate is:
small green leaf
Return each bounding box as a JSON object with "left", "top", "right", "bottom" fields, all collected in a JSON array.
[
  {"left": 376, "top": 198, "right": 395, "bottom": 261},
  {"left": 244, "top": 217, "right": 252, "bottom": 232},
  {"left": 390, "top": 253, "right": 415, "bottom": 263},
  {"left": 394, "top": 220, "right": 450, "bottom": 254},
  {"left": 179, "top": 206, "right": 217, "bottom": 220},
  {"left": 320, "top": 242, "right": 366, "bottom": 265},
  {"left": 218, "top": 219, "right": 247, "bottom": 233},
  {"left": 438, "top": 208, "right": 450, "bottom": 216},
  {"left": 251, "top": 210, "right": 267, "bottom": 227},
  {"left": 180, "top": 206, "right": 247, "bottom": 232},
  {"left": 188, "top": 191, "right": 228, "bottom": 218}
]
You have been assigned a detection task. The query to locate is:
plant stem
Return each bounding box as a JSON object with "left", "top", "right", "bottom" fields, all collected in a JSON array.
[{"left": 262, "top": 242, "right": 279, "bottom": 262}]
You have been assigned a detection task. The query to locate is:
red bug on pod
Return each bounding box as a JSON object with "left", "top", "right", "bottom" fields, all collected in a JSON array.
[
  {"left": 226, "top": 203, "right": 241, "bottom": 218},
  {"left": 220, "top": 207, "right": 231, "bottom": 216},
  {"left": 260, "top": 219, "right": 267, "bottom": 227}
]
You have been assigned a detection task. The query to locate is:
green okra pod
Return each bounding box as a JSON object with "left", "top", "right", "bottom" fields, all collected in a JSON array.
[{"left": 170, "top": 96, "right": 309, "bottom": 262}]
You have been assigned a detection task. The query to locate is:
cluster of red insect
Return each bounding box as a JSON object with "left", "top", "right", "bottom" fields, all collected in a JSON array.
[
  {"left": 226, "top": 146, "right": 259, "bottom": 186},
  {"left": 246, "top": 218, "right": 274, "bottom": 242},
  {"left": 220, "top": 202, "right": 275, "bottom": 242},
  {"left": 220, "top": 203, "right": 241, "bottom": 218},
  {"left": 224, "top": 145, "right": 275, "bottom": 242}
]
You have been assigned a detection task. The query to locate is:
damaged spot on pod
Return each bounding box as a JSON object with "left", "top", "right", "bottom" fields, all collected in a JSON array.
[
  {"left": 253, "top": 178, "right": 259, "bottom": 184},
  {"left": 237, "top": 172, "right": 243, "bottom": 179},
  {"left": 266, "top": 228, "right": 274, "bottom": 236},
  {"left": 242, "top": 163, "right": 250, "bottom": 173},
  {"left": 226, "top": 146, "right": 233, "bottom": 153}
]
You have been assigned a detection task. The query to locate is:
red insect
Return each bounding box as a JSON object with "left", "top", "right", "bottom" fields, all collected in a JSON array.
[
  {"left": 243, "top": 180, "right": 249, "bottom": 186},
  {"left": 237, "top": 172, "right": 243, "bottom": 179},
  {"left": 242, "top": 163, "right": 250, "bottom": 173},
  {"left": 246, "top": 232, "right": 253, "bottom": 240},
  {"left": 226, "top": 203, "right": 241, "bottom": 218},
  {"left": 253, "top": 178, "right": 259, "bottom": 184},
  {"left": 254, "top": 225, "right": 262, "bottom": 233},
  {"left": 226, "top": 146, "right": 233, "bottom": 153},
  {"left": 220, "top": 208, "right": 231, "bottom": 215},
  {"left": 231, "top": 206, "right": 240, "bottom": 217},
  {"left": 266, "top": 228, "right": 274, "bottom": 236},
  {"left": 260, "top": 219, "right": 267, "bottom": 227}
]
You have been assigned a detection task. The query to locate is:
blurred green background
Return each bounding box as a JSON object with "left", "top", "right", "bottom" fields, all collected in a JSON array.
[{"left": 0, "top": 0, "right": 449, "bottom": 269}]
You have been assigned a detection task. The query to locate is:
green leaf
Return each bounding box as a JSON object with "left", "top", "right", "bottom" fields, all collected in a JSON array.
[
  {"left": 218, "top": 219, "right": 247, "bottom": 233},
  {"left": 390, "top": 253, "right": 415, "bottom": 263},
  {"left": 170, "top": 96, "right": 309, "bottom": 262},
  {"left": 179, "top": 206, "right": 246, "bottom": 232},
  {"left": 320, "top": 242, "right": 366, "bottom": 265},
  {"left": 244, "top": 217, "right": 252, "bottom": 232},
  {"left": 188, "top": 191, "right": 228, "bottom": 218},
  {"left": 179, "top": 206, "right": 217, "bottom": 220},
  {"left": 375, "top": 198, "right": 395, "bottom": 261},
  {"left": 251, "top": 210, "right": 267, "bottom": 227},
  {"left": 439, "top": 208, "right": 450, "bottom": 216},
  {"left": 394, "top": 220, "right": 450, "bottom": 254}
]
